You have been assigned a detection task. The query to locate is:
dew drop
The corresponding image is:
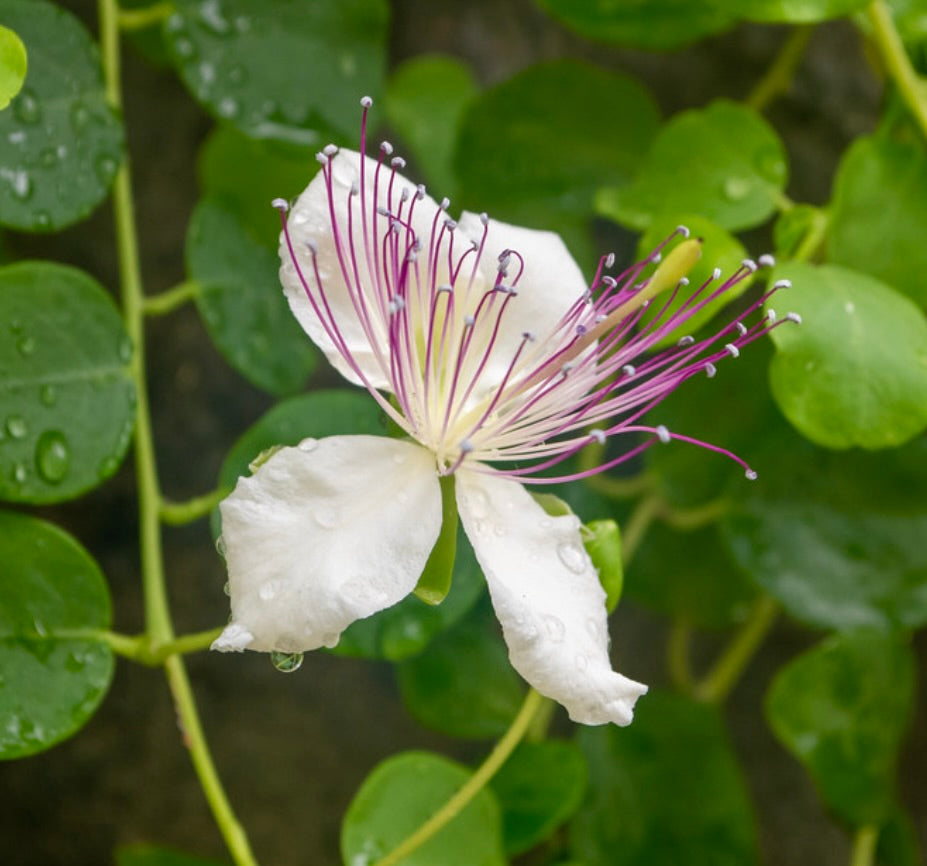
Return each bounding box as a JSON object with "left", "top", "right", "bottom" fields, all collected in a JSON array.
[
  {"left": 218, "top": 97, "right": 239, "bottom": 119},
  {"left": 259, "top": 580, "right": 280, "bottom": 601},
  {"left": 2, "top": 168, "right": 32, "bottom": 201},
  {"left": 98, "top": 455, "right": 119, "bottom": 478},
  {"left": 5, "top": 415, "right": 27, "bottom": 439},
  {"left": 542, "top": 614, "right": 566, "bottom": 643},
  {"left": 199, "top": 0, "right": 232, "bottom": 34},
  {"left": 465, "top": 488, "right": 490, "bottom": 519},
  {"left": 271, "top": 650, "right": 304, "bottom": 673},
  {"left": 70, "top": 101, "right": 90, "bottom": 132},
  {"left": 173, "top": 37, "right": 197, "bottom": 59},
  {"left": 40, "top": 147, "right": 58, "bottom": 168},
  {"left": 723, "top": 176, "right": 751, "bottom": 201},
  {"left": 557, "top": 541, "right": 587, "bottom": 574},
  {"left": 32, "top": 210, "right": 51, "bottom": 230},
  {"left": 13, "top": 89, "right": 41, "bottom": 125},
  {"left": 215, "top": 534, "right": 227, "bottom": 558},
  {"left": 16, "top": 336, "right": 35, "bottom": 356},
  {"left": 35, "top": 430, "right": 70, "bottom": 484},
  {"left": 227, "top": 64, "right": 247, "bottom": 85},
  {"left": 755, "top": 147, "right": 786, "bottom": 181},
  {"left": 12, "top": 462, "right": 27, "bottom": 484},
  {"left": 297, "top": 437, "right": 318, "bottom": 453},
  {"left": 96, "top": 154, "right": 119, "bottom": 184},
  {"left": 118, "top": 335, "right": 133, "bottom": 363}
]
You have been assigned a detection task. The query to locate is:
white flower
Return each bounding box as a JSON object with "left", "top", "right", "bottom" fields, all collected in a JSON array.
[{"left": 213, "top": 100, "right": 792, "bottom": 726}]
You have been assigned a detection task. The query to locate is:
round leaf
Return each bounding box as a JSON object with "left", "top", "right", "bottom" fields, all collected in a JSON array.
[
  {"left": 710, "top": 0, "right": 869, "bottom": 22},
  {"left": 342, "top": 751, "right": 506, "bottom": 866},
  {"left": 0, "top": 0, "right": 124, "bottom": 231},
  {"left": 455, "top": 60, "right": 659, "bottom": 266},
  {"left": 384, "top": 55, "right": 478, "bottom": 197},
  {"left": 186, "top": 198, "right": 318, "bottom": 395},
  {"left": 0, "top": 262, "right": 135, "bottom": 504},
  {"left": 164, "top": 0, "right": 388, "bottom": 144},
  {"left": 597, "top": 100, "right": 787, "bottom": 232},
  {"left": 765, "top": 630, "right": 915, "bottom": 826},
  {"left": 534, "top": 0, "right": 736, "bottom": 50},
  {"left": 828, "top": 134, "right": 927, "bottom": 308},
  {"left": 767, "top": 263, "right": 927, "bottom": 449},
  {"left": 571, "top": 690, "right": 757, "bottom": 866},
  {"left": 0, "top": 24, "right": 26, "bottom": 110},
  {"left": 490, "top": 740, "right": 588, "bottom": 856},
  {"left": 0, "top": 510, "right": 114, "bottom": 759}
]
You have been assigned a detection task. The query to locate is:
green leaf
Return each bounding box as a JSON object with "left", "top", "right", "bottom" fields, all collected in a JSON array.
[
  {"left": 490, "top": 740, "right": 588, "bottom": 856},
  {"left": 0, "top": 511, "right": 114, "bottom": 759},
  {"left": 186, "top": 197, "right": 318, "bottom": 395},
  {"left": 0, "top": 24, "right": 26, "bottom": 110},
  {"left": 765, "top": 630, "right": 915, "bottom": 826},
  {"left": 115, "top": 844, "right": 227, "bottom": 866},
  {"left": 455, "top": 60, "right": 659, "bottom": 267},
  {"left": 534, "top": 0, "right": 736, "bottom": 50},
  {"left": 637, "top": 214, "right": 750, "bottom": 347},
  {"left": 829, "top": 134, "right": 927, "bottom": 308},
  {"left": 571, "top": 690, "right": 757, "bottom": 866},
  {"left": 198, "top": 124, "right": 315, "bottom": 250},
  {"left": 0, "top": 0, "right": 123, "bottom": 232},
  {"left": 597, "top": 100, "right": 787, "bottom": 232},
  {"left": 396, "top": 602, "right": 525, "bottom": 739},
  {"left": 711, "top": 0, "right": 869, "bottom": 22},
  {"left": 767, "top": 262, "right": 927, "bottom": 449},
  {"left": 384, "top": 55, "right": 478, "bottom": 197},
  {"left": 0, "top": 262, "right": 135, "bottom": 504},
  {"left": 164, "top": 0, "right": 388, "bottom": 145},
  {"left": 722, "top": 436, "right": 927, "bottom": 631},
  {"left": 582, "top": 519, "right": 623, "bottom": 612},
  {"left": 342, "top": 751, "right": 506, "bottom": 866},
  {"left": 773, "top": 203, "right": 825, "bottom": 259}
]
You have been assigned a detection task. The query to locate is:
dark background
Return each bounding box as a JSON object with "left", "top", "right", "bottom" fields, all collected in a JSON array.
[{"left": 2, "top": 1, "right": 924, "bottom": 864}]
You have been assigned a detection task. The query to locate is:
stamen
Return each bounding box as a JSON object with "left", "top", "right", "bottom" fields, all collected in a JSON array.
[
  {"left": 655, "top": 425, "right": 671, "bottom": 444},
  {"left": 676, "top": 225, "right": 690, "bottom": 238},
  {"left": 589, "top": 429, "right": 607, "bottom": 444},
  {"left": 360, "top": 95, "right": 373, "bottom": 108},
  {"left": 742, "top": 258, "right": 758, "bottom": 272},
  {"left": 724, "top": 343, "right": 740, "bottom": 358},
  {"left": 605, "top": 253, "right": 615, "bottom": 268},
  {"left": 380, "top": 140, "right": 393, "bottom": 155},
  {"left": 773, "top": 279, "right": 792, "bottom": 290},
  {"left": 758, "top": 254, "right": 775, "bottom": 268},
  {"left": 323, "top": 143, "right": 338, "bottom": 157},
  {"left": 705, "top": 362, "right": 717, "bottom": 377},
  {"left": 315, "top": 152, "right": 328, "bottom": 165},
  {"left": 621, "top": 364, "right": 636, "bottom": 376},
  {"left": 767, "top": 308, "right": 777, "bottom": 323},
  {"left": 787, "top": 312, "right": 802, "bottom": 324},
  {"left": 677, "top": 335, "right": 695, "bottom": 347},
  {"left": 712, "top": 267, "right": 722, "bottom": 280},
  {"left": 735, "top": 322, "right": 748, "bottom": 336},
  {"left": 391, "top": 156, "right": 406, "bottom": 169},
  {"left": 745, "top": 469, "right": 758, "bottom": 480},
  {"left": 271, "top": 197, "right": 289, "bottom": 211}
]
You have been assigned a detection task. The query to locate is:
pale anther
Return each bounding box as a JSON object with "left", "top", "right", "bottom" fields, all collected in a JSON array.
[
  {"left": 745, "top": 469, "right": 758, "bottom": 480},
  {"left": 742, "top": 259, "right": 758, "bottom": 272},
  {"left": 758, "top": 254, "right": 775, "bottom": 268},
  {"left": 271, "top": 197, "right": 289, "bottom": 211},
  {"left": 323, "top": 143, "right": 338, "bottom": 157},
  {"left": 736, "top": 322, "right": 748, "bottom": 336},
  {"left": 315, "top": 152, "right": 328, "bottom": 165},
  {"left": 677, "top": 277, "right": 690, "bottom": 287},
  {"left": 416, "top": 184, "right": 426, "bottom": 199},
  {"left": 656, "top": 425, "right": 671, "bottom": 444},
  {"left": 725, "top": 343, "right": 740, "bottom": 358},
  {"left": 459, "top": 439, "right": 474, "bottom": 454},
  {"left": 380, "top": 140, "right": 393, "bottom": 155},
  {"left": 360, "top": 95, "right": 373, "bottom": 107},
  {"left": 787, "top": 312, "right": 802, "bottom": 324},
  {"left": 439, "top": 197, "right": 450, "bottom": 210},
  {"left": 444, "top": 218, "right": 457, "bottom": 230},
  {"left": 350, "top": 182, "right": 359, "bottom": 196},
  {"left": 676, "top": 225, "right": 690, "bottom": 238},
  {"left": 677, "top": 336, "right": 695, "bottom": 347},
  {"left": 651, "top": 252, "right": 663, "bottom": 264},
  {"left": 767, "top": 308, "right": 777, "bottom": 323},
  {"left": 306, "top": 239, "right": 318, "bottom": 256},
  {"left": 391, "top": 156, "right": 406, "bottom": 169},
  {"left": 479, "top": 212, "right": 489, "bottom": 225},
  {"left": 602, "top": 276, "right": 617, "bottom": 288},
  {"left": 463, "top": 314, "right": 475, "bottom": 327},
  {"left": 605, "top": 252, "right": 616, "bottom": 268},
  {"left": 774, "top": 279, "right": 792, "bottom": 290},
  {"left": 712, "top": 267, "right": 722, "bottom": 280},
  {"left": 388, "top": 296, "right": 406, "bottom": 314},
  {"left": 589, "top": 429, "right": 607, "bottom": 445},
  {"left": 705, "top": 362, "right": 717, "bottom": 378},
  {"left": 522, "top": 330, "right": 536, "bottom": 341},
  {"left": 621, "top": 364, "right": 636, "bottom": 376}
]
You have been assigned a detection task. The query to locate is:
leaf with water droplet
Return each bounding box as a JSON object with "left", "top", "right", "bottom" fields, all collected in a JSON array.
[
  {"left": 165, "top": 0, "right": 388, "bottom": 144},
  {"left": 0, "top": 262, "right": 135, "bottom": 504},
  {"left": 0, "top": 510, "right": 114, "bottom": 759},
  {"left": 0, "top": 0, "right": 124, "bottom": 231},
  {"left": 597, "top": 100, "right": 787, "bottom": 232}
]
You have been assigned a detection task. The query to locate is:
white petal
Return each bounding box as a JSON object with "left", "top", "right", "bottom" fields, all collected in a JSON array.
[
  {"left": 281, "top": 149, "right": 443, "bottom": 390},
  {"left": 214, "top": 436, "right": 441, "bottom": 653},
  {"left": 456, "top": 467, "right": 647, "bottom": 726}
]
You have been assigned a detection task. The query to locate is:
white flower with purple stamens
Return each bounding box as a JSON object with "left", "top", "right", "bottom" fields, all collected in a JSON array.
[{"left": 212, "top": 98, "right": 796, "bottom": 727}]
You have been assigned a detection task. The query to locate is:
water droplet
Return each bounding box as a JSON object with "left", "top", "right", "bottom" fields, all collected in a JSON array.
[
  {"left": 8, "top": 130, "right": 26, "bottom": 145},
  {"left": 12, "top": 462, "right": 27, "bottom": 484},
  {"left": 40, "top": 147, "right": 58, "bottom": 168},
  {"left": 199, "top": 0, "right": 232, "bottom": 34},
  {"left": 96, "top": 154, "right": 119, "bottom": 184},
  {"left": 13, "top": 89, "right": 41, "bottom": 125},
  {"left": 98, "top": 455, "right": 119, "bottom": 478},
  {"left": 222, "top": 580, "right": 230, "bottom": 596},
  {"left": 217, "top": 97, "right": 239, "bottom": 119},
  {"left": 32, "top": 210, "right": 51, "bottom": 230},
  {"left": 65, "top": 652, "right": 85, "bottom": 673},
  {"left": 118, "top": 335, "right": 133, "bottom": 363},
  {"left": 35, "top": 430, "right": 70, "bottom": 484},
  {"left": 297, "top": 437, "right": 318, "bottom": 452},
  {"left": 1, "top": 168, "right": 32, "bottom": 200},
  {"left": 271, "top": 650, "right": 304, "bottom": 673},
  {"left": 755, "top": 147, "right": 786, "bottom": 181},
  {"left": 70, "top": 101, "right": 90, "bottom": 132},
  {"left": 259, "top": 580, "right": 280, "bottom": 601},
  {"left": 557, "top": 541, "right": 587, "bottom": 574},
  {"left": 465, "top": 488, "right": 490, "bottom": 519},
  {"left": 542, "top": 614, "right": 566, "bottom": 643},
  {"left": 234, "top": 14, "right": 251, "bottom": 32},
  {"left": 227, "top": 64, "right": 247, "bottom": 85},
  {"left": 215, "top": 535, "right": 227, "bottom": 558},
  {"left": 723, "top": 176, "right": 752, "bottom": 201},
  {"left": 198, "top": 61, "right": 217, "bottom": 84},
  {"left": 5, "top": 415, "right": 27, "bottom": 439},
  {"left": 173, "top": 37, "right": 197, "bottom": 59},
  {"left": 16, "top": 336, "right": 35, "bottom": 356},
  {"left": 313, "top": 508, "right": 338, "bottom": 529}
]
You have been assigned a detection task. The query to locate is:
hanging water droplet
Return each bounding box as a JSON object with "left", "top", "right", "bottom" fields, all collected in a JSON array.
[
  {"left": 13, "top": 89, "right": 41, "bottom": 125},
  {"left": 34, "top": 430, "right": 70, "bottom": 484},
  {"left": 5, "top": 415, "right": 27, "bottom": 439},
  {"left": 38, "top": 384, "right": 57, "bottom": 407},
  {"left": 723, "top": 176, "right": 751, "bottom": 201},
  {"left": 271, "top": 650, "right": 304, "bottom": 673},
  {"left": 12, "top": 462, "right": 27, "bottom": 484},
  {"left": 16, "top": 336, "right": 35, "bottom": 356},
  {"left": 557, "top": 541, "right": 587, "bottom": 574},
  {"left": 297, "top": 437, "right": 318, "bottom": 453}
]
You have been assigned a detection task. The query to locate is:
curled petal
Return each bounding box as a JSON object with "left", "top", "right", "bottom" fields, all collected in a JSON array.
[
  {"left": 455, "top": 467, "right": 647, "bottom": 725},
  {"left": 213, "top": 436, "right": 441, "bottom": 653}
]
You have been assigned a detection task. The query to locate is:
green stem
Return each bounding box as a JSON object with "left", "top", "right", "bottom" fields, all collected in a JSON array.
[
  {"left": 746, "top": 25, "right": 814, "bottom": 112},
  {"left": 372, "top": 689, "right": 545, "bottom": 866},
  {"left": 99, "top": 3, "right": 257, "bottom": 864},
  {"left": 149, "top": 628, "right": 224, "bottom": 663},
  {"left": 143, "top": 280, "right": 202, "bottom": 316},
  {"left": 118, "top": 1, "right": 174, "bottom": 30},
  {"left": 693, "top": 595, "right": 779, "bottom": 703},
  {"left": 867, "top": 1, "right": 927, "bottom": 140},
  {"left": 850, "top": 825, "right": 879, "bottom": 866},
  {"left": 620, "top": 493, "right": 661, "bottom": 565},
  {"left": 667, "top": 620, "right": 695, "bottom": 696},
  {"left": 791, "top": 207, "right": 830, "bottom": 263},
  {"left": 661, "top": 497, "right": 729, "bottom": 530},
  {"left": 56, "top": 628, "right": 223, "bottom": 664},
  {"left": 578, "top": 441, "right": 653, "bottom": 499},
  {"left": 161, "top": 487, "right": 229, "bottom": 525}
]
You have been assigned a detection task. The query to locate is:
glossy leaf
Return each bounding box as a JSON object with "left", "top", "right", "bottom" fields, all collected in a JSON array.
[
  {"left": 384, "top": 55, "right": 478, "bottom": 197},
  {"left": 0, "top": 262, "right": 135, "bottom": 504},
  {"left": 767, "top": 263, "right": 927, "bottom": 449},
  {"left": 571, "top": 690, "right": 757, "bottom": 866},
  {"left": 0, "top": 0, "right": 123, "bottom": 231},
  {"left": 198, "top": 125, "right": 315, "bottom": 249},
  {"left": 765, "top": 630, "right": 915, "bottom": 825},
  {"left": 597, "top": 100, "right": 787, "bottom": 232},
  {"left": 534, "top": 0, "right": 736, "bottom": 49},
  {"left": 115, "top": 844, "right": 227, "bottom": 866},
  {"left": 396, "top": 602, "right": 525, "bottom": 739},
  {"left": 711, "top": 0, "right": 869, "bottom": 22},
  {"left": 186, "top": 198, "right": 318, "bottom": 395},
  {"left": 164, "top": 0, "right": 388, "bottom": 145},
  {"left": 490, "top": 740, "right": 588, "bottom": 855},
  {"left": 342, "top": 751, "right": 506, "bottom": 866},
  {"left": 455, "top": 60, "right": 659, "bottom": 266},
  {"left": 0, "top": 24, "right": 26, "bottom": 110},
  {"left": 0, "top": 511, "right": 114, "bottom": 759},
  {"left": 829, "top": 134, "right": 927, "bottom": 308}
]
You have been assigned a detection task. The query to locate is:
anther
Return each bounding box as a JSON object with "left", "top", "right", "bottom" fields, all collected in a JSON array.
[
  {"left": 271, "top": 197, "right": 289, "bottom": 211},
  {"left": 735, "top": 322, "right": 748, "bottom": 336},
  {"left": 561, "top": 362, "right": 575, "bottom": 376},
  {"left": 575, "top": 324, "right": 588, "bottom": 335},
  {"left": 605, "top": 252, "right": 616, "bottom": 268},
  {"left": 655, "top": 425, "right": 671, "bottom": 444},
  {"left": 360, "top": 96, "right": 373, "bottom": 108},
  {"left": 380, "top": 140, "right": 393, "bottom": 155},
  {"left": 463, "top": 314, "right": 475, "bottom": 327},
  {"left": 705, "top": 362, "right": 717, "bottom": 378},
  {"left": 745, "top": 469, "right": 758, "bottom": 481},
  {"left": 724, "top": 343, "right": 740, "bottom": 358},
  {"left": 436, "top": 284, "right": 453, "bottom": 293},
  {"left": 306, "top": 239, "right": 318, "bottom": 256},
  {"left": 773, "top": 279, "right": 792, "bottom": 290},
  {"left": 400, "top": 188, "right": 410, "bottom": 202},
  {"left": 677, "top": 277, "right": 690, "bottom": 288},
  {"left": 388, "top": 296, "right": 406, "bottom": 314},
  {"left": 602, "top": 276, "right": 617, "bottom": 288},
  {"left": 416, "top": 184, "right": 426, "bottom": 200},
  {"left": 712, "top": 267, "right": 722, "bottom": 280},
  {"left": 742, "top": 258, "right": 758, "bottom": 272},
  {"left": 444, "top": 218, "right": 457, "bottom": 230},
  {"left": 595, "top": 314, "right": 606, "bottom": 323},
  {"left": 767, "top": 308, "right": 777, "bottom": 323},
  {"left": 589, "top": 429, "right": 607, "bottom": 445},
  {"left": 439, "top": 197, "right": 450, "bottom": 210},
  {"left": 350, "top": 182, "right": 359, "bottom": 196},
  {"left": 677, "top": 336, "right": 695, "bottom": 347},
  {"left": 676, "top": 225, "right": 690, "bottom": 238},
  {"left": 391, "top": 156, "right": 406, "bottom": 169},
  {"left": 522, "top": 330, "right": 536, "bottom": 341},
  {"left": 758, "top": 254, "right": 775, "bottom": 268},
  {"left": 459, "top": 439, "right": 474, "bottom": 454},
  {"left": 479, "top": 212, "right": 489, "bottom": 225},
  {"left": 621, "top": 364, "right": 636, "bottom": 376},
  {"left": 315, "top": 152, "right": 328, "bottom": 165},
  {"left": 323, "top": 143, "right": 338, "bottom": 157},
  {"left": 786, "top": 312, "right": 802, "bottom": 324},
  {"left": 651, "top": 252, "right": 663, "bottom": 264},
  {"left": 376, "top": 206, "right": 390, "bottom": 217}
]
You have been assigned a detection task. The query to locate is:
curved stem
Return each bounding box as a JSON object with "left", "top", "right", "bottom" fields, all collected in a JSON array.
[
  {"left": 746, "top": 25, "right": 814, "bottom": 112},
  {"left": 372, "top": 689, "right": 545, "bottom": 866},
  {"left": 850, "top": 825, "right": 879, "bottom": 866},
  {"left": 118, "top": 1, "right": 174, "bottom": 31},
  {"left": 866, "top": 1, "right": 927, "bottom": 140},
  {"left": 667, "top": 620, "right": 695, "bottom": 696},
  {"left": 620, "top": 493, "right": 661, "bottom": 565},
  {"left": 161, "top": 486, "right": 229, "bottom": 525},
  {"left": 143, "top": 279, "right": 202, "bottom": 316},
  {"left": 661, "top": 497, "right": 729, "bottom": 530},
  {"left": 693, "top": 595, "right": 779, "bottom": 704},
  {"left": 578, "top": 441, "right": 654, "bottom": 499}
]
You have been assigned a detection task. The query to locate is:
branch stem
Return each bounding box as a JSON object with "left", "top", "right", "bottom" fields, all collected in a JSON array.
[
  {"left": 850, "top": 825, "right": 879, "bottom": 866},
  {"left": 143, "top": 280, "right": 202, "bottom": 316},
  {"left": 161, "top": 487, "right": 229, "bottom": 525},
  {"left": 747, "top": 25, "right": 813, "bottom": 112}
]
